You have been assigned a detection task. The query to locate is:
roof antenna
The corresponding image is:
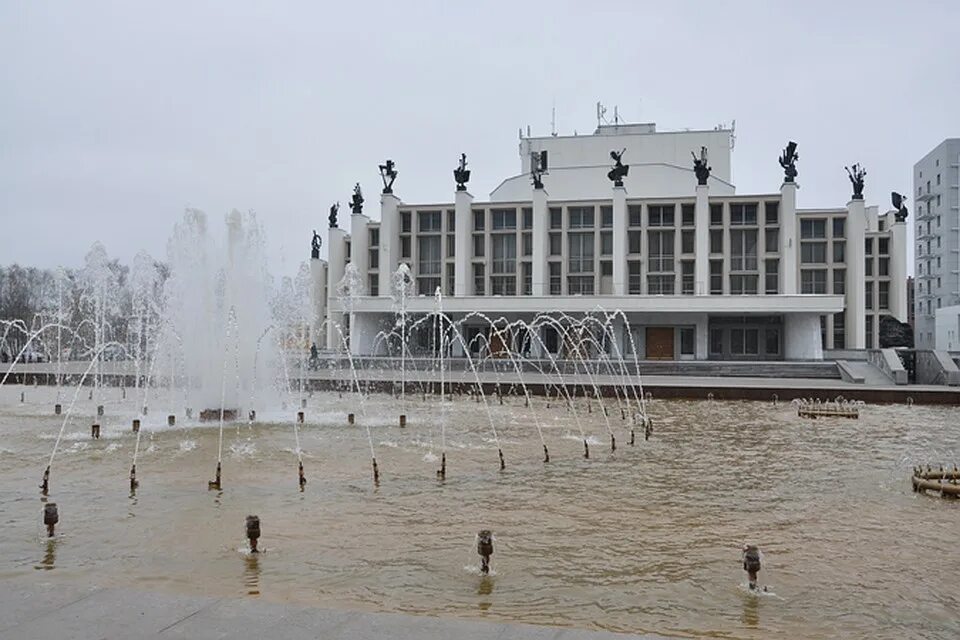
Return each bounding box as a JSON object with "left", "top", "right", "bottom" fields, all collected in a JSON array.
[
  {"left": 730, "top": 119, "right": 737, "bottom": 150},
  {"left": 551, "top": 103, "right": 557, "bottom": 137},
  {"left": 527, "top": 124, "right": 531, "bottom": 137},
  {"left": 596, "top": 101, "right": 608, "bottom": 128},
  {"left": 613, "top": 105, "right": 620, "bottom": 125}
]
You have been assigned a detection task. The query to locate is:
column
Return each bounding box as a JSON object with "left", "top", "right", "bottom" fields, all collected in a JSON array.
[
  {"left": 890, "top": 213, "right": 908, "bottom": 322},
  {"left": 531, "top": 188, "right": 548, "bottom": 296},
  {"left": 694, "top": 184, "right": 709, "bottom": 295},
  {"left": 694, "top": 314, "right": 709, "bottom": 360},
  {"left": 780, "top": 181, "right": 798, "bottom": 294},
  {"left": 784, "top": 313, "right": 824, "bottom": 360},
  {"left": 454, "top": 189, "right": 473, "bottom": 296},
  {"left": 326, "top": 227, "right": 347, "bottom": 351},
  {"left": 846, "top": 198, "right": 867, "bottom": 349},
  {"left": 309, "top": 257, "right": 328, "bottom": 348},
  {"left": 378, "top": 193, "right": 400, "bottom": 298},
  {"left": 612, "top": 186, "right": 627, "bottom": 295},
  {"left": 350, "top": 212, "right": 370, "bottom": 290}
]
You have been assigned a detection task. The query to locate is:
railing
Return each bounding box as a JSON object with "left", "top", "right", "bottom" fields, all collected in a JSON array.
[{"left": 867, "top": 349, "right": 908, "bottom": 385}]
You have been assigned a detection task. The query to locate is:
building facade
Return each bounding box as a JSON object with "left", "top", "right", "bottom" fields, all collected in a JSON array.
[
  {"left": 913, "top": 138, "right": 960, "bottom": 349},
  {"left": 311, "top": 121, "right": 909, "bottom": 360}
]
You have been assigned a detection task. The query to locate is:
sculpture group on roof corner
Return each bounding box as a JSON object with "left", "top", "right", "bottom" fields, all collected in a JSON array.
[
  {"left": 779, "top": 141, "right": 799, "bottom": 183},
  {"left": 607, "top": 149, "right": 628, "bottom": 187},
  {"left": 379, "top": 159, "right": 397, "bottom": 195},
  {"left": 846, "top": 163, "right": 867, "bottom": 200},
  {"left": 530, "top": 150, "right": 548, "bottom": 189},
  {"left": 454, "top": 153, "right": 470, "bottom": 191},
  {"left": 891, "top": 191, "right": 909, "bottom": 222},
  {"left": 692, "top": 146, "right": 711, "bottom": 185},
  {"left": 350, "top": 183, "right": 364, "bottom": 214},
  {"left": 328, "top": 202, "right": 339, "bottom": 229},
  {"left": 311, "top": 229, "right": 322, "bottom": 259}
]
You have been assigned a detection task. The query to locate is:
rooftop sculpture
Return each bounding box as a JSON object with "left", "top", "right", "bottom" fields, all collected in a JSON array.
[
  {"left": 692, "top": 146, "right": 711, "bottom": 186},
  {"left": 531, "top": 151, "right": 548, "bottom": 190},
  {"left": 328, "top": 202, "right": 340, "bottom": 229},
  {"left": 846, "top": 164, "right": 866, "bottom": 200},
  {"left": 779, "top": 141, "right": 799, "bottom": 183},
  {"left": 311, "top": 229, "right": 322, "bottom": 259},
  {"left": 454, "top": 153, "right": 470, "bottom": 191},
  {"left": 891, "top": 192, "right": 909, "bottom": 222},
  {"left": 350, "top": 184, "right": 364, "bottom": 214},
  {"left": 607, "top": 149, "right": 629, "bottom": 187},
  {"left": 379, "top": 160, "right": 397, "bottom": 194}
]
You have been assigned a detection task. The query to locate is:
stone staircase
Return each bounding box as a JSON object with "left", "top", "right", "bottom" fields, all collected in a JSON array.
[{"left": 627, "top": 360, "right": 841, "bottom": 379}]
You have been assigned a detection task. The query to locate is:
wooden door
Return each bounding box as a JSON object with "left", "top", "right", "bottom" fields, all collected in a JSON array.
[{"left": 645, "top": 327, "right": 675, "bottom": 360}]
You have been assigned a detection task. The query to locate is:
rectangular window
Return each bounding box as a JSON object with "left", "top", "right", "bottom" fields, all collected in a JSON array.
[
  {"left": 865, "top": 256, "right": 873, "bottom": 276},
  {"left": 601, "top": 231, "right": 613, "bottom": 255},
  {"left": 710, "top": 260, "right": 723, "bottom": 295},
  {"left": 549, "top": 262, "right": 561, "bottom": 295},
  {"left": 446, "top": 233, "right": 455, "bottom": 257},
  {"left": 681, "top": 230, "right": 695, "bottom": 254},
  {"left": 801, "top": 219, "right": 826, "bottom": 239},
  {"left": 628, "top": 261, "right": 642, "bottom": 294},
  {"left": 418, "top": 210, "right": 441, "bottom": 233},
  {"left": 628, "top": 205, "right": 642, "bottom": 227},
  {"left": 833, "top": 241, "right": 845, "bottom": 263},
  {"left": 865, "top": 284, "right": 873, "bottom": 310},
  {"left": 447, "top": 210, "right": 455, "bottom": 232},
  {"left": 730, "top": 229, "right": 758, "bottom": 271},
  {"left": 446, "top": 263, "right": 455, "bottom": 296},
  {"left": 681, "top": 261, "right": 694, "bottom": 295},
  {"left": 522, "top": 208, "right": 532, "bottom": 230},
  {"left": 765, "top": 259, "right": 779, "bottom": 294},
  {"left": 647, "top": 274, "right": 675, "bottom": 295},
  {"left": 491, "top": 208, "right": 516, "bottom": 230},
  {"left": 368, "top": 274, "right": 379, "bottom": 296},
  {"left": 400, "top": 211, "right": 411, "bottom": 233},
  {"left": 521, "top": 262, "right": 532, "bottom": 295},
  {"left": 567, "top": 275, "right": 594, "bottom": 295},
  {"left": 878, "top": 257, "right": 888, "bottom": 276},
  {"left": 832, "top": 218, "right": 845, "bottom": 238},
  {"left": 568, "top": 206, "right": 595, "bottom": 229},
  {"left": 800, "top": 269, "right": 827, "bottom": 294},
  {"left": 833, "top": 312, "right": 845, "bottom": 349},
  {"left": 647, "top": 230, "right": 675, "bottom": 272},
  {"left": 490, "top": 276, "right": 516, "bottom": 296},
  {"left": 801, "top": 241, "right": 827, "bottom": 263},
  {"left": 680, "top": 327, "right": 695, "bottom": 355},
  {"left": 710, "top": 203, "right": 723, "bottom": 226},
  {"left": 522, "top": 232, "right": 532, "bottom": 257},
  {"left": 765, "top": 328, "right": 780, "bottom": 356},
  {"left": 473, "top": 210, "right": 485, "bottom": 231},
  {"left": 601, "top": 206, "right": 613, "bottom": 228},
  {"left": 473, "top": 234, "right": 485, "bottom": 257},
  {"left": 648, "top": 204, "right": 675, "bottom": 227},
  {"left": 568, "top": 232, "right": 595, "bottom": 273},
  {"left": 628, "top": 230, "right": 643, "bottom": 254},
  {"left": 491, "top": 234, "right": 516, "bottom": 273},
  {"left": 549, "top": 207, "right": 562, "bottom": 229},
  {"left": 729, "top": 203, "right": 758, "bottom": 226},
  {"left": 730, "top": 328, "right": 759, "bottom": 356},
  {"left": 765, "top": 228, "right": 779, "bottom": 253},
  {"left": 765, "top": 201, "right": 779, "bottom": 224},
  {"left": 369, "top": 228, "right": 380, "bottom": 246},
  {"left": 878, "top": 237, "right": 889, "bottom": 255},
  {"left": 865, "top": 237, "right": 873, "bottom": 255},
  {"left": 729, "top": 274, "right": 758, "bottom": 295},
  {"left": 879, "top": 281, "right": 889, "bottom": 310},
  {"left": 473, "top": 263, "right": 485, "bottom": 295},
  {"left": 418, "top": 236, "right": 442, "bottom": 276},
  {"left": 682, "top": 204, "right": 695, "bottom": 227},
  {"left": 400, "top": 236, "right": 411, "bottom": 259},
  {"left": 710, "top": 229, "right": 723, "bottom": 253},
  {"left": 549, "top": 232, "right": 562, "bottom": 256},
  {"left": 833, "top": 268, "right": 845, "bottom": 294},
  {"left": 369, "top": 248, "right": 379, "bottom": 269},
  {"left": 710, "top": 328, "right": 723, "bottom": 355}
]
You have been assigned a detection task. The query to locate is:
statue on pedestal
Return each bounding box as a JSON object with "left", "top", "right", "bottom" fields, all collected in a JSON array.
[
  {"left": 779, "top": 141, "right": 799, "bottom": 183},
  {"left": 454, "top": 153, "right": 470, "bottom": 191},
  {"left": 891, "top": 192, "right": 909, "bottom": 222},
  {"left": 350, "top": 184, "right": 364, "bottom": 214},
  {"left": 328, "top": 202, "right": 340, "bottom": 229},
  {"left": 845, "top": 164, "right": 866, "bottom": 200},
  {"left": 607, "top": 149, "right": 629, "bottom": 187},
  {"left": 692, "top": 146, "right": 711, "bottom": 186},
  {"left": 530, "top": 150, "right": 548, "bottom": 190},
  {"left": 311, "top": 229, "right": 322, "bottom": 259},
  {"left": 378, "top": 160, "right": 397, "bottom": 194}
]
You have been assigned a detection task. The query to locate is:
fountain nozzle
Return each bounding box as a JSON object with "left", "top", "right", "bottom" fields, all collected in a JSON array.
[
  {"left": 246, "top": 515, "right": 260, "bottom": 553},
  {"left": 477, "top": 530, "right": 493, "bottom": 575},
  {"left": 630, "top": 429, "right": 635, "bottom": 446},
  {"left": 543, "top": 444, "right": 550, "bottom": 463},
  {"left": 611, "top": 434, "right": 616, "bottom": 452},
  {"left": 347, "top": 413, "right": 355, "bottom": 425},
  {"left": 437, "top": 452, "right": 446, "bottom": 480},
  {"left": 742, "top": 545, "right": 761, "bottom": 590},
  {"left": 644, "top": 419, "right": 652, "bottom": 441},
  {"left": 297, "top": 411, "right": 304, "bottom": 424},
  {"left": 298, "top": 461, "right": 306, "bottom": 489},
  {"left": 43, "top": 503, "right": 59, "bottom": 537},
  {"left": 54, "top": 404, "right": 61, "bottom": 415},
  {"left": 132, "top": 419, "right": 140, "bottom": 433},
  {"left": 399, "top": 414, "right": 406, "bottom": 428},
  {"left": 91, "top": 424, "right": 100, "bottom": 439},
  {"left": 167, "top": 415, "right": 176, "bottom": 427},
  {"left": 208, "top": 462, "right": 222, "bottom": 491},
  {"left": 130, "top": 464, "right": 139, "bottom": 491},
  {"left": 248, "top": 410, "right": 256, "bottom": 422},
  {"left": 40, "top": 465, "right": 50, "bottom": 495},
  {"left": 498, "top": 448, "right": 505, "bottom": 471},
  {"left": 372, "top": 458, "right": 380, "bottom": 485},
  {"left": 583, "top": 439, "right": 590, "bottom": 459}
]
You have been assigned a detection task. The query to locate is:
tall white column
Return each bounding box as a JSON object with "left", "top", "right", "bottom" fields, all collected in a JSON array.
[
  {"left": 350, "top": 212, "right": 370, "bottom": 289},
  {"left": 454, "top": 189, "right": 473, "bottom": 296},
  {"left": 378, "top": 193, "right": 400, "bottom": 297},
  {"left": 326, "top": 227, "right": 347, "bottom": 351},
  {"left": 846, "top": 198, "right": 867, "bottom": 349},
  {"left": 890, "top": 213, "right": 908, "bottom": 322},
  {"left": 694, "top": 184, "right": 709, "bottom": 295},
  {"left": 780, "top": 181, "right": 798, "bottom": 294},
  {"left": 531, "top": 188, "right": 548, "bottom": 296},
  {"left": 612, "top": 186, "right": 627, "bottom": 295},
  {"left": 310, "top": 257, "right": 327, "bottom": 348}
]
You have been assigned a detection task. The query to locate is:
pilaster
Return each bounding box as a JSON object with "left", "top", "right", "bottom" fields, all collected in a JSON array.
[
  {"left": 454, "top": 189, "right": 473, "bottom": 296},
  {"left": 694, "top": 184, "right": 709, "bottom": 295}
]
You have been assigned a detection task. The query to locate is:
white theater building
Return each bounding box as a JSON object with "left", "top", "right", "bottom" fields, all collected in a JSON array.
[{"left": 310, "top": 119, "right": 908, "bottom": 361}]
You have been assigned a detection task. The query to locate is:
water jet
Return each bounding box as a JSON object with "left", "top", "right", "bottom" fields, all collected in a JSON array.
[{"left": 39, "top": 465, "right": 50, "bottom": 495}]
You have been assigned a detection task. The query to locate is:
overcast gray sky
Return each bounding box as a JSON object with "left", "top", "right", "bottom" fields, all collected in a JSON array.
[{"left": 2, "top": 1, "right": 957, "bottom": 276}]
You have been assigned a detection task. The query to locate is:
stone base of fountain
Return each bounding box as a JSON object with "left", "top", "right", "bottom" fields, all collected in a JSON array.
[{"left": 199, "top": 409, "right": 238, "bottom": 422}]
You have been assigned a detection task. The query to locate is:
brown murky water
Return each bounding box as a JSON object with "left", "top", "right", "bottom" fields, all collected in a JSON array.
[{"left": 1, "top": 384, "right": 959, "bottom": 639}]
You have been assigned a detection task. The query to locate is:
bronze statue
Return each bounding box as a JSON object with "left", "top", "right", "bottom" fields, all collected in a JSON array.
[
  {"left": 454, "top": 153, "right": 470, "bottom": 191},
  {"left": 350, "top": 183, "right": 364, "bottom": 214},
  {"left": 891, "top": 192, "right": 909, "bottom": 222},
  {"left": 328, "top": 202, "right": 340, "bottom": 229},
  {"left": 311, "top": 229, "right": 322, "bottom": 259},
  {"left": 845, "top": 164, "right": 866, "bottom": 200},
  {"left": 607, "top": 148, "right": 629, "bottom": 187},
  {"left": 779, "top": 141, "right": 799, "bottom": 183},
  {"left": 530, "top": 150, "right": 548, "bottom": 190},
  {"left": 692, "top": 146, "right": 711, "bottom": 186},
  {"left": 378, "top": 160, "right": 397, "bottom": 194}
]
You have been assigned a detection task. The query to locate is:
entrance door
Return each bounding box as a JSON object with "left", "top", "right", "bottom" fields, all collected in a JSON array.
[{"left": 645, "top": 327, "right": 675, "bottom": 360}]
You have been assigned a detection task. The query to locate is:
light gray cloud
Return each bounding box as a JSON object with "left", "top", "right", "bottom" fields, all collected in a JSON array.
[{"left": 1, "top": 1, "right": 957, "bottom": 275}]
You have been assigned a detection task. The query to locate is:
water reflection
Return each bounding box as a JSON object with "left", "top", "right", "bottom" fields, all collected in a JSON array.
[
  {"left": 741, "top": 591, "right": 759, "bottom": 628},
  {"left": 477, "top": 576, "right": 493, "bottom": 611},
  {"left": 35, "top": 539, "right": 56, "bottom": 571},
  {"left": 244, "top": 553, "right": 261, "bottom": 596}
]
